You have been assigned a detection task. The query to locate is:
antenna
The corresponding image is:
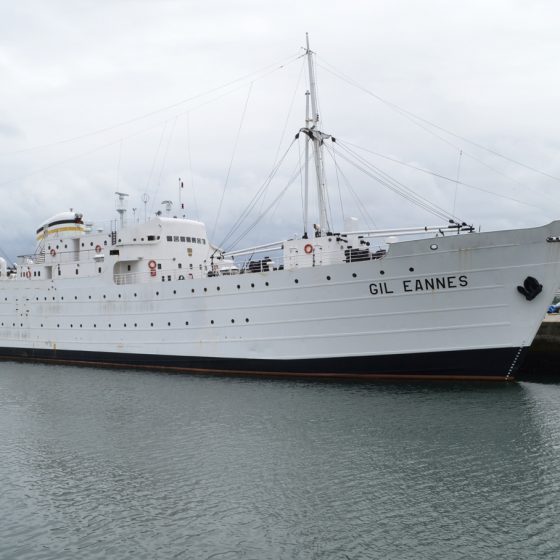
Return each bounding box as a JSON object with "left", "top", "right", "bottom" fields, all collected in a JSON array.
[
  {"left": 161, "top": 200, "right": 173, "bottom": 216},
  {"left": 178, "top": 177, "right": 185, "bottom": 216},
  {"left": 142, "top": 193, "right": 149, "bottom": 222},
  {"left": 115, "top": 191, "right": 129, "bottom": 228}
]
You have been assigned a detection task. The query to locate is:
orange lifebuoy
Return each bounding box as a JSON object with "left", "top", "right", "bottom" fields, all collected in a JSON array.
[
  {"left": 95, "top": 245, "right": 102, "bottom": 254},
  {"left": 304, "top": 243, "right": 313, "bottom": 254},
  {"left": 50, "top": 249, "right": 56, "bottom": 257},
  {"left": 26, "top": 270, "right": 31, "bottom": 278},
  {"left": 148, "top": 260, "right": 157, "bottom": 270}
]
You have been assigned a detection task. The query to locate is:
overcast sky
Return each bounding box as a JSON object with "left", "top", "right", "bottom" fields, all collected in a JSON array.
[{"left": 1, "top": 0, "right": 559, "bottom": 258}]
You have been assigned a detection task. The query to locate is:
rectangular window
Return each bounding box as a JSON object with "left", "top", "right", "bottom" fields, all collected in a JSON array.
[
  {"left": 148, "top": 235, "right": 155, "bottom": 241},
  {"left": 75, "top": 269, "right": 79, "bottom": 275},
  {"left": 196, "top": 238, "right": 201, "bottom": 244},
  {"left": 186, "top": 237, "right": 191, "bottom": 242},
  {"left": 187, "top": 248, "right": 193, "bottom": 257},
  {"left": 178, "top": 263, "right": 182, "bottom": 269},
  {"left": 166, "top": 236, "right": 172, "bottom": 241},
  {"left": 174, "top": 236, "right": 179, "bottom": 242},
  {"left": 98, "top": 267, "right": 102, "bottom": 273},
  {"left": 180, "top": 236, "right": 186, "bottom": 242},
  {"left": 110, "top": 250, "right": 119, "bottom": 256},
  {"left": 202, "top": 239, "right": 206, "bottom": 245},
  {"left": 127, "top": 265, "right": 131, "bottom": 271},
  {"left": 157, "top": 263, "right": 162, "bottom": 270}
]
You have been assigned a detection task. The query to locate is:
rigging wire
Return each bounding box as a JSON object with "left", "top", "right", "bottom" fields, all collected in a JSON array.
[
  {"left": 152, "top": 115, "right": 179, "bottom": 209},
  {"left": 452, "top": 149, "right": 462, "bottom": 217},
  {"left": 145, "top": 122, "right": 169, "bottom": 211},
  {"left": 338, "top": 139, "right": 555, "bottom": 214},
  {"left": 323, "top": 143, "right": 377, "bottom": 229},
  {"left": 217, "top": 138, "right": 297, "bottom": 250},
  {"left": 1, "top": 52, "right": 303, "bottom": 158},
  {"left": 185, "top": 112, "right": 200, "bottom": 220},
  {"left": 333, "top": 141, "right": 460, "bottom": 222},
  {"left": 225, "top": 159, "right": 304, "bottom": 251},
  {"left": 317, "top": 59, "right": 560, "bottom": 183},
  {"left": 211, "top": 82, "right": 254, "bottom": 240},
  {"left": 257, "top": 57, "right": 307, "bottom": 217}
]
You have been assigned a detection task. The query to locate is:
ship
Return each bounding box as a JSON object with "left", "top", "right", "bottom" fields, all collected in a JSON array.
[{"left": 1, "top": 37, "right": 560, "bottom": 381}]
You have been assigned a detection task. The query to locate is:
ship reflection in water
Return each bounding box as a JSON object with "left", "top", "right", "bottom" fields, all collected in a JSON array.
[{"left": 0, "top": 362, "right": 559, "bottom": 559}]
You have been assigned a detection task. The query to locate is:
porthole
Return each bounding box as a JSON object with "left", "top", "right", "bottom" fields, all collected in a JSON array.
[
  {"left": 430, "top": 244, "right": 438, "bottom": 251},
  {"left": 251, "top": 283, "right": 254, "bottom": 288},
  {"left": 204, "top": 287, "right": 207, "bottom": 292},
  {"left": 185, "top": 321, "right": 189, "bottom": 326},
  {"left": 380, "top": 270, "right": 385, "bottom": 275},
  {"left": 231, "top": 319, "right": 235, "bottom": 323},
  {"left": 150, "top": 323, "right": 154, "bottom": 327},
  {"left": 173, "top": 290, "right": 176, "bottom": 295},
  {"left": 245, "top": 318, "right": 250, "bottom": 323},
  {"left": 326, "top": 276, "right": 331, "bottom": 281},
  {"left": 167, "top": 322, "right": 171, "bottom": 326},
  {"left": 156, "top": 291, "right": 159, "bottom": 296},
  {"left": 409, "top": 267, "right": 414, "bottom": 272},
  {"left": 237, "top": 285, "right": 240, "bottom": 289},
  {"left": 118, "top": 294, "right": 121, "bottom": 298},
  {"left": 265, "top": 282, "right": 269, "bottom": 286},
  {"left": 210, "top": 320, "right": 214, "bottom": 325},
  {"left": 217, "top": 287, "right": 220, "bottom": 291},
  {"left": 103, "top": 295, "right": 106, "bottom": 299},
  {"left": 191, "top": 289, "right": 195, "bottom": 293},
  {"left": 294, "top": 279, "right": 299, "bottom": 284},
  {"left": 352, "top": 273, "right": 357, "bottom": 278}
]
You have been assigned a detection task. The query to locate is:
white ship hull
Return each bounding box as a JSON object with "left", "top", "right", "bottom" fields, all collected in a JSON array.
[{"left": 2, "top": 221, "right": 559, "bottom": 380}]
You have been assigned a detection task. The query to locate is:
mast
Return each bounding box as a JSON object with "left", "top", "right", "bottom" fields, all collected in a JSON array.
[
  {"left": 303, "top": 90, "right": 310, "bottom": 239},
  {"left": 305, "top": 33, "right": 330, "bottom": 236}
]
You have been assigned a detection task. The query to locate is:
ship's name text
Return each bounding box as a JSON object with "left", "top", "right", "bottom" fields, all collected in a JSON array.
[{"left": 369, "top": 275, "right": 468, "bottom": 296}]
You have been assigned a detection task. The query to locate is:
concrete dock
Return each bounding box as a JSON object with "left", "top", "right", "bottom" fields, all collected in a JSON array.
[{"left": 519, "top": 315, "right": 560, "bottom": 379}]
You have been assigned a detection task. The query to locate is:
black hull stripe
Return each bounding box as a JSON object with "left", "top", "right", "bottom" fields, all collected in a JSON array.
[{"left": 0, "top": 346, "right": 528, "bottom": 381}]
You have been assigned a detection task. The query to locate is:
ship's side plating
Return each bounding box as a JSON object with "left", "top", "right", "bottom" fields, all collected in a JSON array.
[{"left": 1, "top": 216, "right": 559, "bottom": 380}]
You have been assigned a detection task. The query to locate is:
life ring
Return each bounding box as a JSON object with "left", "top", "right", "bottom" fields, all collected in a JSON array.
[
  {"left": 178, "top": 275, "right": 185, "bottom": 280},
  {"left": 26, "top": 270, "right": 31, "bottom": 278},
  {"left": 95, "top": 245, "right": 102, "bottom": 254},
  {"left": 50, "top": 249, "right": 56, "bottom": 257},
  {"left": 148, "top": 260, "right": 157, "bottom": 270},
  {"left": 304, "top": 243, "right": 313, "bottom": 254},
  {"left": 150, "top": 270, "right": 157, "bottom": 277}
]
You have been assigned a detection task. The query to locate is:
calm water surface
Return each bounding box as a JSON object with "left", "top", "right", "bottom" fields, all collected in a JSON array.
[{"left": 0, "top": 362, "right": 559, "bottom": 559}]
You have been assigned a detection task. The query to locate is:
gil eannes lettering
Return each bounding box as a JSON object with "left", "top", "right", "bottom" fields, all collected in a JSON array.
[{"left": 369, "top": 275, "right": 468, "bottom": 296}]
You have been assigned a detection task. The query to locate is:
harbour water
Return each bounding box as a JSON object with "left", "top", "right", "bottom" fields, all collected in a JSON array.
[{"left": 1, "top": 362, "right": 559, "bottom": 559}]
